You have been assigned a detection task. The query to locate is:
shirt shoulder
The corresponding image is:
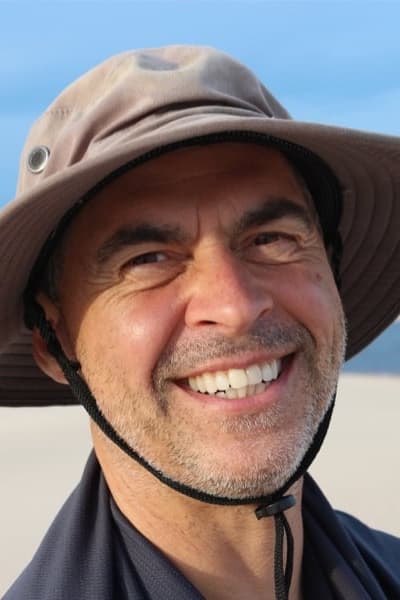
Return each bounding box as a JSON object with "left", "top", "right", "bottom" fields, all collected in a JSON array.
[{"left": 336, "top": 511, "right": 400, "bottom": 586}]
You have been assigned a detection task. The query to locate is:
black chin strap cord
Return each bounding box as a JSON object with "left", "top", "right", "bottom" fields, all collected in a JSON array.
[{"left": 256, "top": 495, "right": 296, "bottom": 600}]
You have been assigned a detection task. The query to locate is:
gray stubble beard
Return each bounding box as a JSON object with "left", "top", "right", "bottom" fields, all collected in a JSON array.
[{"left": 83, "top": 312, "right": 347, "bottom": 500}]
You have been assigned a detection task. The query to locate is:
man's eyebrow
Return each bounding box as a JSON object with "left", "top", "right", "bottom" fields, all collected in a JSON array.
[
  {"left": 96, "top": 223, "right": 187, "bottom": 265},
  {"left": 95, "top": 199, "right": 314, "bottom": 264},
  {"left": 234, "top": 197, "right": 314, "bottom": 237}
]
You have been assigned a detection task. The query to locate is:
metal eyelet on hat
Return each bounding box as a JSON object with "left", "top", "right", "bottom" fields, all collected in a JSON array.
[{"left": 27, "top": 145, "right": 50, "bottom": 174}]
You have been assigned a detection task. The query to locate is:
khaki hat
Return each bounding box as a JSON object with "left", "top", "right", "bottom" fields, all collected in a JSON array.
[{"left": 1, "top": 45, "right": 399, "bottom": 407}]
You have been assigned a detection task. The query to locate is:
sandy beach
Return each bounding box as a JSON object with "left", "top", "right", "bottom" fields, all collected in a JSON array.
[{"left": 1, "top": 372, "right": 399, "bottom": 596}]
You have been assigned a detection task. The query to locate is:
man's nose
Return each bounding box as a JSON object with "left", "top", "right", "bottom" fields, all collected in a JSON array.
[{"left": 184, "top": 248, "right": 274, "bottom": 336}]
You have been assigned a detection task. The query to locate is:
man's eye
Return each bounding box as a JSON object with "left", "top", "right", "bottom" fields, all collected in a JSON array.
[
  {"left": 253, "top": 232, "right": 289, "bottom": 245},
  {"left": 125, "top": 251, "right": 168, "bottom": 267},
  {"left": 245, "top": 231, "right": 299, "bottom": 264},
  {"left": 119, "top": 249, "right": 183, "bottom": 290}
]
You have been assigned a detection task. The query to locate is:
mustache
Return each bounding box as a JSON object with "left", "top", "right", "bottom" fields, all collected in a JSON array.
[{"left": 153, "top": 321, "right": 315, "bottom": 381}]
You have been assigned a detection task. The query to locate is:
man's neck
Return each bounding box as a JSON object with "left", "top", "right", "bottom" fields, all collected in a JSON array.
[{"left": 95, "top": 442, "right": 304, "bottom": 600}]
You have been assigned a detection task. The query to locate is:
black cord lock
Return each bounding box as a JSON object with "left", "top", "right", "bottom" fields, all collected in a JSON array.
[{"left": 255, "top": 495, "right": 296, "bottom": 520}]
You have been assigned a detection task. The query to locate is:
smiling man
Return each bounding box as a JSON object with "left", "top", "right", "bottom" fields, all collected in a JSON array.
[{"left": 1, "top": 47, "right": 400, "bottom": 600}]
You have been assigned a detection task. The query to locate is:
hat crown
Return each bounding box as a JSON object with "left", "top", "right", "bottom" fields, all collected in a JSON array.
[{"left": 17, "top": 46, "right": 290, "bottom": 195}]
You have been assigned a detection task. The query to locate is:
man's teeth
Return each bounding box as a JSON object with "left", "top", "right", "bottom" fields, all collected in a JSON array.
[{"left": 188, "top": 359, "right": 281, "bottom": 398}]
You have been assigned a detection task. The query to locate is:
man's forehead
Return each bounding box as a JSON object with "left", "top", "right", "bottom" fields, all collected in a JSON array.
[
  {"left": 84, "top": 142, "right": 310, "bottom": 214},
  {"left": 66, "top": 145, "right": 311, "bottom": 239},
  {"left": 114, "top": 143, "right": 296, "bottom": 188}
]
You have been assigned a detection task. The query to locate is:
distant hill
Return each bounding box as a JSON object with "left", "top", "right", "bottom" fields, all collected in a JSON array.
[{"left": 344, "top": 320, "right": 400, "bottom": 374}]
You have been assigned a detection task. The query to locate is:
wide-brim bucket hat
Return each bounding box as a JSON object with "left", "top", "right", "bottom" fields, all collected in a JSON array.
[{"left": 1, "top": 45, "right": 399, "bottom": 407}]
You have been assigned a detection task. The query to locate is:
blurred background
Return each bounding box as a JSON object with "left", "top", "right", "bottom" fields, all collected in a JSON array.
[{"left": 1, "top": 1, "right": 399, "bottom": 595}]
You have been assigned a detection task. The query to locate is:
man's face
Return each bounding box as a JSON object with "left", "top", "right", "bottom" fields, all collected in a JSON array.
[{"left": 49, "top": 143, "right": 346, "bottom": 498}]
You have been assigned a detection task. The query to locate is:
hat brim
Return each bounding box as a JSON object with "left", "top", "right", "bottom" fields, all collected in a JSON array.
[{"left": 1, "top": 115, "right": 399, "bottom": 406}]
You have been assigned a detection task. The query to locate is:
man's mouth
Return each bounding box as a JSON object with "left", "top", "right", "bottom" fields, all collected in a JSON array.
[{"left": 186, "top": 358, "right": 284, "bottom": 399}]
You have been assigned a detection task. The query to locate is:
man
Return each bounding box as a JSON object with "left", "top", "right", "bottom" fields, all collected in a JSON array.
[{"left": 1, "top": 46, "right": 399, "bottom": 600}]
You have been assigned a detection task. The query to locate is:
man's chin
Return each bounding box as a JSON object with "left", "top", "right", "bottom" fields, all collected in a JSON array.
[{"left": 154, "top": 452, "right": 304, "bottom": 500}]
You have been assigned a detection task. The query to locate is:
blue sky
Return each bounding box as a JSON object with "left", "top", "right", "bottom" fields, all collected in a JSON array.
[
  {"left": 2, "top": 0, "right": 400, "bottom": 203},
  {"left": 1, "top": 0, "right": 399, "bottom": 368}
]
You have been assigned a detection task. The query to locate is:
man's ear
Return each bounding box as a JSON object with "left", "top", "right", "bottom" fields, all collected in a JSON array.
[
  {"left": 32, "top": 328, "right": 68, "bottom": 384},
  {"left": 31, "top": 292, "right": 68, "bottom": 385}
]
